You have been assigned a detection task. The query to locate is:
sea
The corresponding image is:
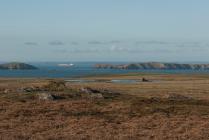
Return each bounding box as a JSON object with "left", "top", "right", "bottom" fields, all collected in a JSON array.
[{"left": 0, "top": 62, "right": 209, "bottom": 78}]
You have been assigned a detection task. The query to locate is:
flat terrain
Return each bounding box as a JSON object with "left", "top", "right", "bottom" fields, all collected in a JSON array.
[{"left": 1, "top": 73, "right": 209, "bottom": 140}]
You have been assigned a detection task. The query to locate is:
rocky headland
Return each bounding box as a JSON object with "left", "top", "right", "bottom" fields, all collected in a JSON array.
[
  {"left": 0, "top": 62, "right": 38, "bottom": 70},
  {"left": 95, "top": 62, "right": 209, "bottom": 70}
]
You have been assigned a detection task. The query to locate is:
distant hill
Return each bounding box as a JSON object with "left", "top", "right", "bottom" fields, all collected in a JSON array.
[
  {"left": 95, "top": 62, "right": 209, "bottom": 70},
  {"left": 0, "top": 62, "right": 38, "bottom": 70}
]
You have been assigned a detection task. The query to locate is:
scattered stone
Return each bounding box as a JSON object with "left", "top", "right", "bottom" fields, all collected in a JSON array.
[
  {"left": 89, "top": 93, "right": 104, "bottom": 99},
  {"left": 80, "top": 87, "right": 90, "bottom": 93},
  {"left": 3, "top": 89, "right": 12, "bottom": 93},
  {"left": 38, "top": 93, "right": 55, "bottom": 101},
  {"left": 165, "top": 93, "right": 193, "bottom": 101},
  {"left": 80, "top": 87, "right": 103, "bottom": 99},
  {"left": 80, "top": 87, "right": 100, "bottom": 94},
  {"left": 19, "top": 86, "right": 42, "bottom": 93},
  {"left": 100, "top": 89, "right": 117, "bottom": 94},
  {"left": 18, "top": 80, "right": 66, "bottom": 93},
  {"left": 43, "top": 80, "right": 66, "bottom": 91},
  {"left": 142, "top": 78, "right": 150, "bottom": 82},
  {"left": 149, "top": 97, "right": 161, "bottom": 102},
  {"left": 80, "top": 87, "right": 119, "bottom": 99}
]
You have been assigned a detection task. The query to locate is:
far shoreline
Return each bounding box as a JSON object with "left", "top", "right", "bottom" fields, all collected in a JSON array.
[{"left": 1, "top": 72, "right": 209, "bottom": 80}]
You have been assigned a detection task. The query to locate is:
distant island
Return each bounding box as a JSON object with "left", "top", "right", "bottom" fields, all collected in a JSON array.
[
  {"left": 0, "top": 62, "right": 38, "bottom": 70},
  {"left": 95, "top": 62, "right": 209, "bottom": 70}
]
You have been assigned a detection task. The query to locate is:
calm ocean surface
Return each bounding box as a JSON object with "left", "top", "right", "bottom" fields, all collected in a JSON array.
[{"left": 0, "top": 62, "right": 209, "bottom": 78}]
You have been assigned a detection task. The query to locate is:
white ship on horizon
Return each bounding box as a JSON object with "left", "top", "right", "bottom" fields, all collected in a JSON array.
[{"left": 58, "top": 63, "right": 74, "bottom": 67}]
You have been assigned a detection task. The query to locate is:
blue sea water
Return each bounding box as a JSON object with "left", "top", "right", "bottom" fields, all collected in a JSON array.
[{"left": 0, "top": 62, "right": 209, "bottom": 78}]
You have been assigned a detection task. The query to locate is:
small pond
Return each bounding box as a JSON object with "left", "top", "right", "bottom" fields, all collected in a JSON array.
[{"left": 65, "top": 79, "right": 141, "bottom": 84}]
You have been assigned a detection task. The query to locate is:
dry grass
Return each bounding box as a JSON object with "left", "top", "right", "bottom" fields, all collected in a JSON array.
[{"left": 1, "top": 74, "right": 209, "bottom": 140}]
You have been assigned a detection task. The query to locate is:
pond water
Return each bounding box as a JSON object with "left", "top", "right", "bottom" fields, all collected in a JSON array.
[
  {"left": 65, "top": 79, "right": 96, "bottom": 83},
  {"left": 110, "top": 79, "right": 140, "bottom": 84},
  {"left": 65, "top": 79, "right": 140, "bottom": 84}
]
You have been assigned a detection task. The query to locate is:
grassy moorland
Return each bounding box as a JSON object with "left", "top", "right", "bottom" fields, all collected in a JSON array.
[{"left": 1, "top": 73, "right": 209, "bottom": 140}]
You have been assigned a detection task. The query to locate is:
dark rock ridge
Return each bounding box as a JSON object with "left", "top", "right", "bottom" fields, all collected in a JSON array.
[
  {"left": 94, "top": 62, "right": 209, "bottom": 70},
  {"left": 0, "top": 62, "right": 38, "bottom": 70}
]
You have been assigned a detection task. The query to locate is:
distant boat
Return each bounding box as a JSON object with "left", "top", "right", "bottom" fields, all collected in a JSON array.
[{"left": 58, "top": 63, "right": 74, "bottom": 67}]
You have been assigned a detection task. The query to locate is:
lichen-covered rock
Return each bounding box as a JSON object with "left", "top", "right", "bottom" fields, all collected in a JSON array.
[
  {"left": 43, "top": 80, "right": 66, "bottom": 91},
  {"left": 38, "top": 93, "right": 55, "bottom": 101},
  {"left": 165, "top": 93, "right": 193, "bottom": 101},
  {"left": 79, "top": 87, "right": 120, "bottom": 99},
  {"left": 80, "top": 87, "right": 100, "bottom": 94},
  {"left": 89, "top": 93, "right": 104, "bottom": 99},
  {"left": 19, "top": 86, "right": 42, "bottom": 93},
  {"left": 4, "top": 89, "right": 12, "bottom": 93}
]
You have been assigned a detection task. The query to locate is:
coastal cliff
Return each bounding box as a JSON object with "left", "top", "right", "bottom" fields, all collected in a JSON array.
[
  {"left": 0, "top": 62, "right": 38, "bottom": 70},
  {"left": 94, "top": 62, "right": 209, "bottom": 70}
]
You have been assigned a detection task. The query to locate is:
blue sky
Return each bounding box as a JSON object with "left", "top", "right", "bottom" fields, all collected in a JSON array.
[{"left": 0, "top": 0, "right": 209, "bottom": 62}]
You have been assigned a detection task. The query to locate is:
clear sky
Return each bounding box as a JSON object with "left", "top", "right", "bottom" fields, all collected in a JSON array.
[{"left": 0, "top": 0, "right": 209, "bottom": 62}]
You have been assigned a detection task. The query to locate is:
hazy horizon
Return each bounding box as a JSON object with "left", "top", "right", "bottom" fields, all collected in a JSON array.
[{"left": 1, "top": 0, "right": 209, "bottom": 62}]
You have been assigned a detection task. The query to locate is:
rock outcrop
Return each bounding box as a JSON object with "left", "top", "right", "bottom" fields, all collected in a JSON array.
[
  {"left": 0, "top": 62, "right": 38, "bottom": 70},
  {"left": 79, "top": 87, "right": 120, "bottom": 99},
  {"left": 95, "top": 62, "right": 209, "bottom": 70},
  {"left": 43, "top": 80, "right": 66, "bottom": 91},
  {"left": 38, "top": 93, "right": 55, "bottom": 101}
]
